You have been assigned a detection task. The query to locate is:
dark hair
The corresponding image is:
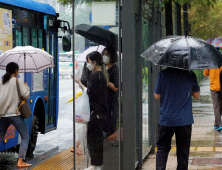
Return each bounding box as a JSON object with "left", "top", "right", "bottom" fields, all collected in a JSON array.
[
  {"left": 86, "top": 51, "right": 109, "bottom": 85},
  {"left": 103, "top": 45, "right": 118, "bottom": 63},
  {"left": 2, "top": 62, "right": 19, "bottom": 84}
]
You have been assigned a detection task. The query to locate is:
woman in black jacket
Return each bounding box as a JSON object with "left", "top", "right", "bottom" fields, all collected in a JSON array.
[
  {"left": 75, "top": 51, "right": 108, "bottom": 170},
  {"left": 102, "top": 46, "right": 119, "bottom": 138}
]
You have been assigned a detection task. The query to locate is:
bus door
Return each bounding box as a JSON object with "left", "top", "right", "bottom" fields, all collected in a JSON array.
[{"left": 47, "top": 32, "right": 57, "bottom": 129}]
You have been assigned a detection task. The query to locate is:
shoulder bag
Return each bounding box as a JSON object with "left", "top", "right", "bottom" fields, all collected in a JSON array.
[{"left": 16, "top": 78, "right": 32, "bottom": 119}]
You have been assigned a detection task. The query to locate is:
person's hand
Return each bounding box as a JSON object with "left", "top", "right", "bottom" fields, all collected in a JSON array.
[
  {"left": 70, "top": 75, "right": 73, "bottom": 79},
  {"left": 24, "top": 82, "right": 28, "bottom": 85},
  {"left": 75, "top": 77, "right": 81, "bottom": 84}
]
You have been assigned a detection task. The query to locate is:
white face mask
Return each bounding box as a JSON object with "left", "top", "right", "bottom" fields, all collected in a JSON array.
[
  {"left": 86, "top": 63, "right": 95, "bottom": 71},
  {"left": 103, "top": 55, "right": 110, "bottom": 64}
]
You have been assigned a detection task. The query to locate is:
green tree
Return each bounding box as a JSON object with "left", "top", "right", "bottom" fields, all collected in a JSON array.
[{"left": 188, "top": 0, "right": 222, "bottom": 40}]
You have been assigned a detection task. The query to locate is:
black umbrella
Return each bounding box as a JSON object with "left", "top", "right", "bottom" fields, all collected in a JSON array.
[
  {"left": 75, "top": 24, "right": 118, "bottom": 49},
  {"left": 141, "top": 35, "right": 222, "bottom": 70}
]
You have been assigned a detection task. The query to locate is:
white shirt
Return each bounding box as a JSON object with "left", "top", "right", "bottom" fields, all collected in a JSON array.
[{"left": 0, "top": 77, "right": 30, "bottom": 117}]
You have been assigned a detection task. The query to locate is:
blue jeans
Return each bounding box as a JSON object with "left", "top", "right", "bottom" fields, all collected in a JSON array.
[{"left": 0, "top": 116, "right": 29, "bottom": 159}]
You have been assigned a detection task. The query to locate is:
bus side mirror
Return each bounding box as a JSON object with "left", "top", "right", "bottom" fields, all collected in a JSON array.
[{"left": 62, "top": 35, "right": 71, "bottom": 52}]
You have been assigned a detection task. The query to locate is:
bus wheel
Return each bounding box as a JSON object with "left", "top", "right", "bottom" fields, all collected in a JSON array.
[{"left": 27, "top": 115, "right": 39, "bottom": 157}]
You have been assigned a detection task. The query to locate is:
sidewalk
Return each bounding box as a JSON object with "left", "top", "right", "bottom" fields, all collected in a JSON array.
[{"left": 143, "top": 77, "right": 222, "bottom": 170}]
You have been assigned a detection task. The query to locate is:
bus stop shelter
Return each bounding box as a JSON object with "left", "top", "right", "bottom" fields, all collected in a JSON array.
[{"left": 72, "top": 0, "right": 166, "bottom": 169}]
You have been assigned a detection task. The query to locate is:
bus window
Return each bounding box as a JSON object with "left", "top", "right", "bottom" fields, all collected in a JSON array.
[
  {"left": 32, "top": 28, "right": 38, "bottom": 48},
  {"left": 47, "top": 33, "right": 50, "bottom": 53},
  {"left": 38, "top": 29, "right": 43, "bottom": 49},
  {"left": 15, "top": 26, "right": 22, "bottom": 46},
  {"left": 51, "top": 34, "right": 55, "bottom": 74},
  {"left": 52, "top": 34, "right": 55, "bottom": 57},
  {"left": 23, "top": 27, "right": 30, "bottom": 46}
]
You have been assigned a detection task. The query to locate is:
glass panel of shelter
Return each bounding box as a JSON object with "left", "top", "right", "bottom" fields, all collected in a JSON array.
[
  {"left": 142, "top": 17, "right": 150, "bottom": 157},
  {"left": 74, "top": 1, "right": 121, "bottom": 169}
]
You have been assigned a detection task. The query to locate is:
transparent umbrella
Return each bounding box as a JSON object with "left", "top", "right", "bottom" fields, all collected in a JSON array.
[{"left": 141, "top": 35, "right": 222, "bottom": 70}]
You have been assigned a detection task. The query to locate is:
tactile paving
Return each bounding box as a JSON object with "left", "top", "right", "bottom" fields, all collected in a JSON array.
[
  {"left": 33, "top": 147, "right": 85, "bottom": 170},
  {"left": 192, "top": 158, "right": 222, "bottom": 165}
]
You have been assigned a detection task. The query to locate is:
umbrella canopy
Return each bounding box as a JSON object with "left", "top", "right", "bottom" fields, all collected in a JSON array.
[
  {"left": 0, "top": 46, "right": 54, "bottom": 73},
  {"left": 75, "top": 24, "right": 118, "bottom": 49},
  {"left": 77, "top": 45, "right": 106, "bottom": 62},
  {"left": 141, "top": 35, "right": 222, "bottom": 70},
  {"left": 207, "top": 37, "right": 222, "bottom": 48}
]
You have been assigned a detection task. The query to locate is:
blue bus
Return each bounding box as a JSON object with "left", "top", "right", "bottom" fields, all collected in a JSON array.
[{"left": 0, "top": 0, "right": 70, "bottom": 156}]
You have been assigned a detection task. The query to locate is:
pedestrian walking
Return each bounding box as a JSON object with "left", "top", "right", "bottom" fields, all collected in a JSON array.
[
  {"left": 75, "top": 51, "right": 108, "bottom": 170},
  {"left": 203, "top": 67, "right": 222, "bottom": 130},
  {"left": 154, "top": 68, "right": 200, "bottom": 170},
  {"left": 102, "top": 46, "right": 119, "bottom": 138},
  {"left": 0, "top": 62, "right": 31, "bottom": 168}
]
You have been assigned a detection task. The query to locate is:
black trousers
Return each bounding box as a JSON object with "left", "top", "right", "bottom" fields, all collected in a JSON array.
[
  {"left": 87, "top": 114, "right": 104, "bottom": 166},
  {"left": 103, "top": 105, "right": 118, "bottom": 138},
  {"left": 156, "top": 124, "right": 192, "bottom": 170}
]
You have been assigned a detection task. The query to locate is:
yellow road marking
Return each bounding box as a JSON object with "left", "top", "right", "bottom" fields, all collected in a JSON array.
[{"left": 155, "top": 147, "right": 222, "bottom": 152}]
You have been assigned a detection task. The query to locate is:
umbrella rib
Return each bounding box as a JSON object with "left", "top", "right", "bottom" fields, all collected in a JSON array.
[
  {"left": 190, "top": 38, "right": 219, "bottom": 68},
  {"left": 186, "top": 37, "right": 191, "bottom": 70},
  {"left": 15, "top": 53, "right": 24, "bottom": 71},
  {"left": 35, "top": 52, "right": 53, "bottom": 63},
  {"left": 0, "top": 53, "right": 9, "bottom": 66},
  {"left": 153, "top": 37, "right": 185, "bottom": 64},
  {"left": 29, "top": 52, "right": 40, "bottom": 73}
]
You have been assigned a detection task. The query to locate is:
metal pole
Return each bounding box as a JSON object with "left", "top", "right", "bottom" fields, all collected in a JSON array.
[
  {"left": 118, "top": 0, "right": 122, "bottom": 169},
  {"left": 136, "top": 0, "right": 143, "bottom": 168},
  {"left": 122, "top": 0, "right": 137, "bottom": 168},
  {"left": 72, "top": 0, "right": 76, "bottom": 169},
  {"left": 174, "top": 2, "right": 178, "bottom": 35},
  {"left": 24, "top": 53, "right": 26, "bottom": 82}
]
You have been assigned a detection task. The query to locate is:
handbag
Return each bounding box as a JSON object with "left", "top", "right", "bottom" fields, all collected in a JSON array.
[{"left": 16, "top": 78, "right": 32, "bottom": 119}]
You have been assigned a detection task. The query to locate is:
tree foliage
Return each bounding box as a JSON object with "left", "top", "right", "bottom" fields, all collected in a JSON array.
[
  {"left": 189, "top": 0, "right": 222, "bottom": 40},
  {"left": 172, "top": 0, "right": 217, "bottom": 6}
]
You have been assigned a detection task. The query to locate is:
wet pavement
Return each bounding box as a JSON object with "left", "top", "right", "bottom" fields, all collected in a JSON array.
[
  {"left": 143, "top": 77, "right": 222, "bottom": 169},
  {"left": 0, "top": 76, "right": 76, "bottom": 170},
  {"left": 1, "top": 76, "right": 221, "bottom": 169}
]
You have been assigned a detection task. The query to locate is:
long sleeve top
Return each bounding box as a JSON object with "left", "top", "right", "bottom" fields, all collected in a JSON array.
[
  {"left": 203, "top": 67, "right": 222, "bottom": 91},
  {"left": 87, "top": 71, "right": 107, "bottom": 118},
  {"left": 0, "top": 77, "right": 30, "bottom": 117}
]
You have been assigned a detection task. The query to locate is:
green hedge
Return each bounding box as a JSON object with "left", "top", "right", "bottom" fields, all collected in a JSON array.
[
  {"left": 142, "top": 67, "right": 148, "bottom": 85},
  {"left": 193, "top": 70, "right": 204, "bottom": 83},
  {"left": 142, "top": 68, "right": 204, "bottom": 84}
]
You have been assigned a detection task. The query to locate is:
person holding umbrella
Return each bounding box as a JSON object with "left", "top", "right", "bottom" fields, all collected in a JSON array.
[
  {"left": 75, "top": 51, "right": 108, "bottom": 170},
  {"left": 102, "top": 45, "right": 119, "bottom": 138},
  {"left": 154, "top": 68, "right": 200, "bottom": 170},
  {"left": 0, "top": 62, "right": 31, "bottom": 168},
  {"left": 140, "top": 34, "right": 222, "bottom": 169}
]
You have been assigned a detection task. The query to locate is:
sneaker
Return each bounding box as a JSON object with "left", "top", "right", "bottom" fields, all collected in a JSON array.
[
  {"left": 217, "top": 124, "right": 222, "bottom": 131},
  {"left": 214, "top": 123, "right": 217, "bottom": 130},
  {"left": 95, "top": 166, "right": 102, "bottom": 170},
  {"left": 84, "top": 166, "right": 95, "bottom": 170}
]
